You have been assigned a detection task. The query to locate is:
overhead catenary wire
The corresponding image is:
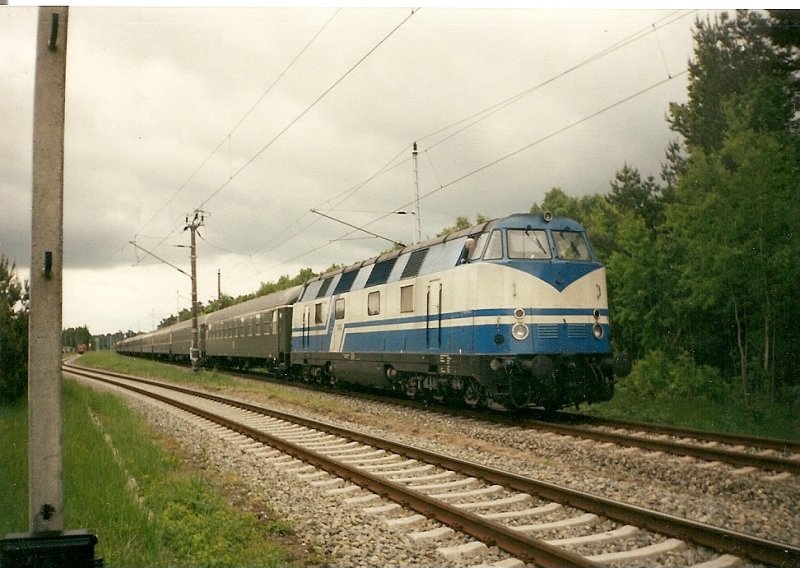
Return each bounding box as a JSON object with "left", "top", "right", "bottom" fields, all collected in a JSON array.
[
  {"left": 224, "top": 10, "right": 695, "bottom": 286},
  {"left": 237, "top": 68, "right": 688, "bottom": 287},
  {"left": 129, "top": 8, "right": 341, "bottom": 248},
  {"left": 301, "top": 9, "right": 693, "bottom": 219},
  {"left": 194, "top": 7, "right": 420, "bottom": 212}
]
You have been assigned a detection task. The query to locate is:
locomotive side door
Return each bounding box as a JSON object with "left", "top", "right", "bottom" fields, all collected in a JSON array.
[
  {"left": 426, "top": 280, "right": 442, "bottom": 349},
  {"left": 302, "top": 305, "right": 310, "bottom": 349},
  {"left": 331, "top": 298, "right": 345, "bottom": 352}
]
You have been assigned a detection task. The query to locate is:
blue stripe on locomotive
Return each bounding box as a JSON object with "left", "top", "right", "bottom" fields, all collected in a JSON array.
[
  {"left": 292, "top": 308, "right": 610, "bottom": 356},
  {"left": 504, "top": 259, "right": 600, "bottom": 292}
]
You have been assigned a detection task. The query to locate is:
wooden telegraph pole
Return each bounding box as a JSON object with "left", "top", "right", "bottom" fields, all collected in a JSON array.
[{"left": 1, "top": 7, "right": 99, "bottom": 566}]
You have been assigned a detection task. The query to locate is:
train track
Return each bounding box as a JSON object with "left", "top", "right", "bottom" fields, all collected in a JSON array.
[
  {"left": 221, "top": 365, "right": 800, "bottom": 476},
  {"left": 63, "top": 361, "right": 799, "bottom": 567},
  {"left": 116, "top": 356, "right": 800, "bottom": 476}
]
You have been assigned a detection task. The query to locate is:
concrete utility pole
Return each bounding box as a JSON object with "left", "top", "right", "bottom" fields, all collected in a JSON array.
[
  {"left": 1, "top": 7, "right": 99, "bottom": 566},
  {"left": 185, "top": 211, "right": 204, "bottom": 372},
  {"left": 27, "top": 6, "right": 69, "bottom": 535},
  {"left": 412, "top": 142, "right": 421, "bottom": 245}
]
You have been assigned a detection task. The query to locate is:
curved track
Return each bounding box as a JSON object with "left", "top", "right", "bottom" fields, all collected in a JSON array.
[{"left": 64, "top": 361, "right": 799, "bottom": 567}]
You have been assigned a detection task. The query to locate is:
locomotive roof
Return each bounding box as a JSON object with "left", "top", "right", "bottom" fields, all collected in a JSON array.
[{"left": 305, "top": 211, "right": 585, "bottom": 285}]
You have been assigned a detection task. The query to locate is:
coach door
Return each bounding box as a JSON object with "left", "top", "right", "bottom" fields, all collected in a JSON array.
[{"left": 426, "top": 280, "right": 442, "bottom": 349}]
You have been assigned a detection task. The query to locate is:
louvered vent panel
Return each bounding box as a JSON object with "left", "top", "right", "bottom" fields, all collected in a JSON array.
[
  {"left": 333, "top": 270, "right": 358, "bottom": 295},
  {"left": 316, "top": 277, "right": 333, "bottom": 298},
  {"left": 401, "top": 249, "right": 429, "bottom": 279},
  {"left": 365, "top": 258, "right": 397, "bottom": 288},
  {"left": 537, "top": 325, "right": 559, "bottom": 339}
]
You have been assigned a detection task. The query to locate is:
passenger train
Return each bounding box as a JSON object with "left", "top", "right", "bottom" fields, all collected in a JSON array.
[{"left": 115, "top": 212, "right": 629, "bottom": 410}]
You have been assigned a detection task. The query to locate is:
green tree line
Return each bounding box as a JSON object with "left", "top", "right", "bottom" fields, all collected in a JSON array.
[
  {"left": 0, "top": 255, "right": 29, "bottom": 403},
  {"left": 532, "top": 10, "right": 799, "bottom": 405}
]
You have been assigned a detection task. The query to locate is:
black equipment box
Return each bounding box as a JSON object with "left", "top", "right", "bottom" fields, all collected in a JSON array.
[{"left": 0, "top": 530, "right": 100, "bottom": 568}]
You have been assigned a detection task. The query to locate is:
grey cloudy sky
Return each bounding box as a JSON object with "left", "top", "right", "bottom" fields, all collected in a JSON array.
[{"left": 2, "top": 5, "right": 714, "bottom": 334}]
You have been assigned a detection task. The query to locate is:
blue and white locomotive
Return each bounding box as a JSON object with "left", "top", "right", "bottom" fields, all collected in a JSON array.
[
  {"left": 115, "top": 212, "right": 628, "bottom": 410},
  {"left": 291, "top": 211, "right": 629, "bottom": 410}
]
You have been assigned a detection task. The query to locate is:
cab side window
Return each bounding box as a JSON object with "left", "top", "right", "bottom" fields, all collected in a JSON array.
[{"left": 484, "top": 230, "right": 503, "bottom": 260}]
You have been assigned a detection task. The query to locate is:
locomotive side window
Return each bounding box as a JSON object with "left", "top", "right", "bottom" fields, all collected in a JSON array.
[
  {"left": 335, "top": 298, "right": 345, "bottom": 320},
  {"left": 400, "top": 285, "right": 414, "bottom": 313},
  {"left": 508, "top": 229, "right": 551, "bottom": 259},
  {"left": 484, "top": 230, "right": 503, "bottom": 260},
  {"left": 368, "top": 291, "right": 380, "bottom": 316},
  {"left": 553, "top": 230, "right": 591, "bottom": 260},
  {"left": 314, "top": 302, "right": 323, "bottom": 324},
  {"left": 469, "top": 232, "right": 489, "bottom": 260}
]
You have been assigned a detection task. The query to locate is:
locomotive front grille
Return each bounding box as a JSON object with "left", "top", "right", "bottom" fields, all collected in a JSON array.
[
  {"left": 567, "top": 324, "right": 585, "bottom": 338},
  {"left": 537, "top": 324, "right": 559, "bottom": 339}
]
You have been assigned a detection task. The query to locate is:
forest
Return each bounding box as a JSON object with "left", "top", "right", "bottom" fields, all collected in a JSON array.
[
  {"left": 2, "top": 11, "right": 798, "bottom": 415},
  {"left": 551, "top": 10, "right": 800, "bottom": 408}
]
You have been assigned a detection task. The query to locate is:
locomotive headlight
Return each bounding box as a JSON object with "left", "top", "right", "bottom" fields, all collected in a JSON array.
[
  {"left": 512, "top": 322, "right": 530, "bottom": 341},
  {"left": 592, "top": 322, "right": 604, "bottom": 340},
  {"left": 513, "top": 307, "right": 525, "bottom": 320}
]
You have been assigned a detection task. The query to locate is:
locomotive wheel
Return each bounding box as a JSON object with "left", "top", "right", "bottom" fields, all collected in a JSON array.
[
  {"left": 403, "top": 378, "right": 419, "bottom": 399},
  {"left": 507, "top": 376, "right": 531, "bottom": 409},
  {"left": 463, "top": 379, "right": 486, "bottom": 409}
]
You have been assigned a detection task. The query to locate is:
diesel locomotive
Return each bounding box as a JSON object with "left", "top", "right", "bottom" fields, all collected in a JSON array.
[{"left": 115, "top": 212, "right": 629, "bottom": 410}]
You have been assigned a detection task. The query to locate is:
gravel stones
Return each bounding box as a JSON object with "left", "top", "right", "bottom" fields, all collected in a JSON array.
[{"left": 92, "top": 376, "right": 797, "bottom": 567}]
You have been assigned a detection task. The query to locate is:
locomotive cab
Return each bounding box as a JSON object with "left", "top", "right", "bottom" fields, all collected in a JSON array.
[{"left": 458, "top": 212, "right": 626, "bottom": 410}]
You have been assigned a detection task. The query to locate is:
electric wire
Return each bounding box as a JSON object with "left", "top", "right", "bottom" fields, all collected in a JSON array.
[
  {"left": 129, "top": 8, "right": 340, "bottom": 249},
  {"left": 239, "top": 68, "right": 688, "bottom": 287},
  {"left": 303, "top": 9, "right": 693, "bottom": 222},
  {"left": 194, "top": 8, "right": 420, "bottom": 212},
  {"left": 232, "top": 10, "right": 695, "bottom": 284},
  {"left": 368, "top": 70, "right": 690, "bottom": 232},
  {"left": 416, "top": 10, "right": 693, "bottom": 152}
]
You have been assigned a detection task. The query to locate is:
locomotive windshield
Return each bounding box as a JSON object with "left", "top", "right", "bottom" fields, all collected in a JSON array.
[
  {"left": 508, "top": 229, "right": 551, "bottom": 259},
  {"left": 469, "top": 226, "right": 593, "bottom": 262},
  {"left": 553, "top": 230, "right": 591, "bottom": 260}
]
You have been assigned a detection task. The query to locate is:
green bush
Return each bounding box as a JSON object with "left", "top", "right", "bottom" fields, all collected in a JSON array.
[{"left": 616, "top": 350, "right": 727, "bottom": 402}]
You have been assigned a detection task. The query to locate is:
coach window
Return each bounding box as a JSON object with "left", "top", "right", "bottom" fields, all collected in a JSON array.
[
  {"left": 368, "top": 291, "right": 380, "bottom": 316},
  {"left": 272, "top": 310, "right": 279, "bottom": 334},
  {"left": 335, "top": 298, "right": 345, "bottom": 320},
  {"left": 315, "top": 302, "right": 324, "bottom": 324},
  {"left": 400, "top": 285, "right": 414, "bottom": 313},
  {"left": 484, "top": 230, "right": 503, "bottom": 260}
]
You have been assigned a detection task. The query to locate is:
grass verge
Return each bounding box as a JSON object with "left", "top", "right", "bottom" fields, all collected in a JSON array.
[
  {"left": 1, "top": 380, "right": 301, "bottom": 567},
  {"left": 584, "top": 387, "right": 800, "bottom": 441}
]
